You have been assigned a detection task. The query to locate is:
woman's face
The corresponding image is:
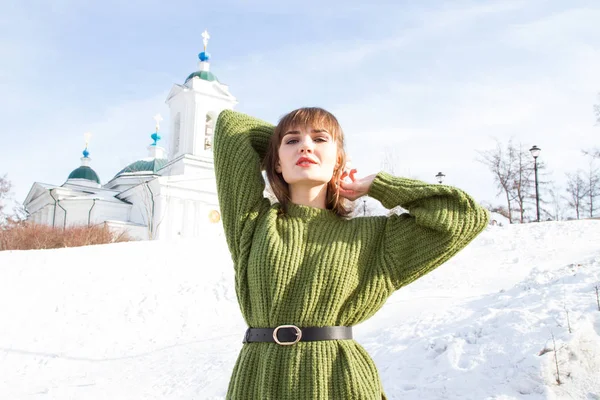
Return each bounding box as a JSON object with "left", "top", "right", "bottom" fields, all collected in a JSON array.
[{"left": 276, "top": 124, "right": 338, "bottom": 187}]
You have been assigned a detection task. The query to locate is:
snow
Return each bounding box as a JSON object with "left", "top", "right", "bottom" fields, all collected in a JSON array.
[
  {"left": 1, "top": 220, "right": 599, "bottom": 399},
  {"left": 489, "top": 211, "right": 511, "bottom": 227}
]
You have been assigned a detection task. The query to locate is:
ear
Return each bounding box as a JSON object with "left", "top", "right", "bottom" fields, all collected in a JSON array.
[{"left": 275, "top": 161, "right": 282, "bottom": 173}]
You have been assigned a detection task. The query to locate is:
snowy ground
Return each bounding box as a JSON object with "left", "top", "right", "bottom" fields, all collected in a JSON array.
[{"left": 1, "top": 220, "right": 599, "bottom": 400}]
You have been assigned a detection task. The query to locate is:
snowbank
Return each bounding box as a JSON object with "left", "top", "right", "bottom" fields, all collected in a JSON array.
[{"left": 1, "top": 220, "right": 599, "bottom": 399}]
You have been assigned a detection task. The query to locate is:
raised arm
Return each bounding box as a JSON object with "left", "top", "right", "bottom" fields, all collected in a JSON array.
[
  {"left": 213, "top": 110, "right": 274, "bottom": 260},
  {"left": 368, "top": 172, "right": 489, "bottom": 290}
]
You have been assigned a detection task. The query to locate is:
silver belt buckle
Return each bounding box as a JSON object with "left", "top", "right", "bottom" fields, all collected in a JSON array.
[{"left": 273, "top": 325, "right": 302, "bottom": 346}]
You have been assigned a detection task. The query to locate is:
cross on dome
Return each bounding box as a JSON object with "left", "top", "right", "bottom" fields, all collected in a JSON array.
[
  {"left": 202, "top": 29, "right": 210, "bottom": 50},
  {"left": 153, "top": 114, "right": 163, "bottom": 132},
  {"left": 83, "top": 132, "right": 92, "bottom": 158}
]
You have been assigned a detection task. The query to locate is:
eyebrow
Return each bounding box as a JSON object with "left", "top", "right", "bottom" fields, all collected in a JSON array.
[{"left": 282, "top": 129, "right": 331, "bottom": 137}]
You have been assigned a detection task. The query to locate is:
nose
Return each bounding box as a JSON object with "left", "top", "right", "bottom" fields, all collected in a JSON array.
[{"left": 299, "top": 136, "right": 314, "bottom": 153}]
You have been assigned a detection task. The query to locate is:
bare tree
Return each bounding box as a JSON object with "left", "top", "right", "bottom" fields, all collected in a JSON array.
[
  {"left": 0, "top": 174, "right": 11, "bottom": 221},
  {"left": 479, "top": 140, "right": 550, "bottom": 223},
  {"left": 594, "top": 93, "right": 600, "bottom": 125},
  {"left": 512, "top": 144, "right": 552, "bottom": 223},
  {"left": 565, "top": 171, "right": 586, "bottom": 219},
  {"left": 583, "top": 148, "right": 600, "bottom": 159},
  {"left": 135, "top": 178, "right": 170, "bottom": 240},
  {"left": 478, "top": 140, "right": 517, "bottom": 223},
  {"left": 0, "top": 175, "right": 26, "bottom": 226},
  {"left": 510, "top": 144, "right": 535, "bottom": 223},
  {"left": 547, "top": 184, "right": 565, "bottom": 221},
  {"left": 589, "top": 95, "right": 600, "bottom": 178},
  {"left": 381, "top": 148, "right": 400, "bottom": 176},
  {"left": 583, "top": 156, "right": 600, "bottom": 218}
]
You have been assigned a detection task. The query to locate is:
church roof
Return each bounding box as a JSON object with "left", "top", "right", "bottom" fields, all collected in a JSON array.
[
  {"left": 185, "top": 70, "right": 219, "bottom": 83},
  {"left": 67, "top": 166, "right": 101, "bottom": 184},
  {"left": 115, "top": 158, "right": 168, "bottom": 177}
]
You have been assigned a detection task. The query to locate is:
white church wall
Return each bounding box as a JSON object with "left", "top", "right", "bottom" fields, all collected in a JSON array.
[
  {"left": 184, "top": 98, "right": 196, "bottom": 157},
  {"left": 25, "top": 188, "right": 67, "bottom": 227},
  {"left": 159, "top": 157, "right": 185, "bottom": 176},
  {"left": 26, "top": 191, "right": 54, "bottom": 220},
  {"left": 34, "top": 208, "right": 42, "bottom": 224},
  {"left": 166, "top": 197, "right": 183, "bottom": 237},
  {"left": 118, "top": 182, "right": 156, "bottom": 228},
  {"left": 57, "top": 199, "right": 117, "bottom": 228},
  {"left": 90, "top": 202, "right": 131, "bottom": 226},
  {"left": 53, "top": 204, "right": 67, "bottom": 228},
  {"left": 44, "top": 208, "right": 51, "bottom": 225},
  {"left": 168, "top": 91, "right": 196, "bottom": 160},
  {"left": 44, "top": 207, "right": 52, "bottom": 225},
  {"left": 147, "top": 192, "right": 173, "bottom": 239},
  {"left": 152, "top": 195, "right": 166, "bottom": 238},
  {"left": 155, "top": 196, "right": 218, "bottom": 239},
  {"left": 29, "top": 204, "right": 52, "bottom": 225},
  {"left": 62, "top": 200, "right": 94, "bottom": 227},
  {"left": 27, "top": 193, "right": 138, "bottom": 233},
  {"left": 182, "top": 200, "right": 194, "bottom": 237},
  {"left": 129, "top": 194, "right": 151, "bottom": 227},
  {"left": 104, "top": 221, "right": 148, "bottom": 241},
  {"left": 30, "top": 208, "right": 40, "bottom": 224},
  {"left": 172, "top": 112, "right": 181, "bottom": 156}
]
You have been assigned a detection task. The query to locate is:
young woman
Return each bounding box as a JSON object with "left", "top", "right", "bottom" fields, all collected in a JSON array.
[{"left": 213, "top": 107, "right": 489, "bottom": 399}]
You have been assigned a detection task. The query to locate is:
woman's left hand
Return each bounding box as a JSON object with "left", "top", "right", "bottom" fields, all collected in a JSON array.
[{"left": 338, "top": 169, "right": 377, "bottom": 201}]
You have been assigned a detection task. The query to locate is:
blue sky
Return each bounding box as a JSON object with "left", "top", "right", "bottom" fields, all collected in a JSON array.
[{"left": 1, "top": 0, "right": 599, "bottom": 215}]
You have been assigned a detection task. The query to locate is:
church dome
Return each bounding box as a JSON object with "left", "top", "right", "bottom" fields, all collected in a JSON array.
[
  {"left": 115, "top": 158, "right": 168, "bottom": 177},
  {"left": 185, "top": 70, "right": 219, "bottom": 83},
  {"left": 67, "top": 165, "right": 101, "bottom": 184}
]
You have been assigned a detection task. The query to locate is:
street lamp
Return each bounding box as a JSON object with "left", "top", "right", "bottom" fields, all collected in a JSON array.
[
  {"left": 529, "top": 145, "right": 541, "bottom": 222},
  {"left": 435, "top": 172, "right": 445, "bottom": 184}
]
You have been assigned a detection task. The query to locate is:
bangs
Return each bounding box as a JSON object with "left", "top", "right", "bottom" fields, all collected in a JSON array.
[{"left": 275, "top": 107, "right": 342, "bottom": 142}]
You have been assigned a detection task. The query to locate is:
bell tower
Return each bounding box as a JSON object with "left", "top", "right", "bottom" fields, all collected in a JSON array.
[{"left": 165, "top": 30, "right": 238, "bottom": 167}]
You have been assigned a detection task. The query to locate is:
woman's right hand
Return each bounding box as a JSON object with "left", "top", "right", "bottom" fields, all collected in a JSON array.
[{"left": 339, "top": 169, "right": 376, "bottom": 201}]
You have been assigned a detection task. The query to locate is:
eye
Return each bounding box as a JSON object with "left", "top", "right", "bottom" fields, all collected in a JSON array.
[
  {"left": 315, "top": 137, "right": 329, "bottom": 143},
  {"left": 285, "top": 139, "right": 299, "bottom": 145}
]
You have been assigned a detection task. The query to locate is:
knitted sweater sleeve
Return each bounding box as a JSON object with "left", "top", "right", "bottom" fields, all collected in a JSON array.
[
  {"left": 368, "top": 172, "right": 489, "bottom": 290},
  {"left": 213, "top": 110, "right": 274, "bottom": 260}
]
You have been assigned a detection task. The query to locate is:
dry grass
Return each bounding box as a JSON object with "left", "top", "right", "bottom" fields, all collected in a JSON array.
[{"left": 0, "top": 222, "right": 133, "bottom": 251}]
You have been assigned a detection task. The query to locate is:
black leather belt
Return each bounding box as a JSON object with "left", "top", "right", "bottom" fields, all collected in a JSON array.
[{"left": 243, "top": 325, "right": 353, "bottom": 346}]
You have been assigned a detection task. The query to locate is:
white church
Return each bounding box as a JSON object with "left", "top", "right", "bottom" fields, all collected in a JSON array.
[{"left": 23, "top": 31, "right": 234, "bottom": 240}]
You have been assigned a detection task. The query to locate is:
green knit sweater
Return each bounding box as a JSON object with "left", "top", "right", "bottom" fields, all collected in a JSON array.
[{"left": 213, "top": 110, "right": 489, "bottom": 400}]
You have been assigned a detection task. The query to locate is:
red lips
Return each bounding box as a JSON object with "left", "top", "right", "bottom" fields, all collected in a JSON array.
[{"left": 296, "top": 156, "right": 318, "bottom": 165}]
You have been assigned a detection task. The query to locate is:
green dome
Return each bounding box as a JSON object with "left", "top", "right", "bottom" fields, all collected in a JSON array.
[
  {"left": 185, "top": 70, "right": 219, "bottom": 83},
  {"left": 115, "top": 158, "right": 168, "bottom": 177},
  {"left": 67, "top": 166, "right": 101, "bottom": 184}
]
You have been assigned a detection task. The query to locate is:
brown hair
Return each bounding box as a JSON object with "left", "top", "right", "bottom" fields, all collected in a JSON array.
[{"left": 263, "top": 107, "right": 351, "bottom": 217}]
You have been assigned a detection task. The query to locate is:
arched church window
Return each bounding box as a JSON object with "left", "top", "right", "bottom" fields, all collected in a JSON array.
[
  {"left": 173, "top": 113, "right": 181, "bottom": 153},
  {"left": 205, "top": 113, "right": 215, "bottom": 150}
]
